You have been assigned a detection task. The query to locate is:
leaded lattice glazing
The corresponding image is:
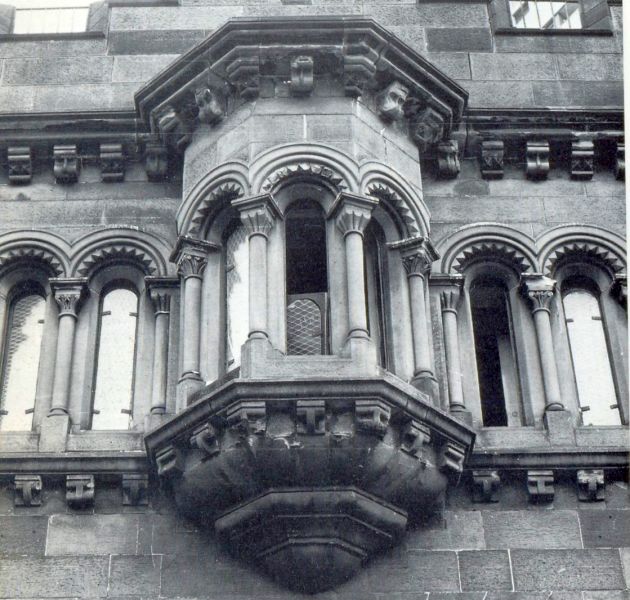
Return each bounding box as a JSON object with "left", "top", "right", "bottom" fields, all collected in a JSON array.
[{"left": 287, "top": 298, "right": 322, "bottom": 355}]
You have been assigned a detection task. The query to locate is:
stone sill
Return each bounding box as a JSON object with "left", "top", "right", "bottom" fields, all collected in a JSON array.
[
  {"left": 494, "top": 27, "right": 614, "bottom": 36},
  {"left": 0, "top": 32, "right": 105, "bottom": 42},
  {"left": 67, "top": 431, "right": 144, "bottom": 452}
]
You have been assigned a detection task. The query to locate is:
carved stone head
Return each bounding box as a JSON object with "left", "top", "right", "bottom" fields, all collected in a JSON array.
[
  {"left": 410, "top": 106, "right": 445, "bottom": 153},
  {"left": 376, "top": 81, "right": 409, "bottom": 122},
  {"left": 194, "top": 87, "right": 225, "bottom": 125}
]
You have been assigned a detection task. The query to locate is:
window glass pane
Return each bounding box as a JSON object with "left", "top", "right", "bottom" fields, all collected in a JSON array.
[
  {"left": 509, "top": 0, "right": 582, "bottom": 29},
  {"left": 0, "top": 294, "right": 45, "bottom": 431},
  {"left": 226, "top": 225, "right": 249, "bottom": 370},
  {"left": 564, "top": 290, "right": 620, "bottom": 426},
  {"left": 510, "top": 1, "right": 540, "bottom": 28},
  {"left": 92, "top": 288, "right": 138, "bottom": 430}
]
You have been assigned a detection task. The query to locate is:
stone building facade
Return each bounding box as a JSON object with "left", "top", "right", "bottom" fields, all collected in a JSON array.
[{"left": 0, "top": 0, "right": 627, "bottom": 598}]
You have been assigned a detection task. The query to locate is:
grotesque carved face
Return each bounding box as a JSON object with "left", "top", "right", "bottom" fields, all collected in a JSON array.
[
  {"left": 194, "top": 87, "right": 225, "bottom": 125},
  {"left": 376, "top": 81, "right": 409, "bottom": 122}
]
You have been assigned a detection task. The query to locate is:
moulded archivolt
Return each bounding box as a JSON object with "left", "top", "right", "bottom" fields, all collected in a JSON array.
[
  {"left": 0, "top": 230, "right": 71, "bottom": 278},
  {"left": 536, "top": 224, "right": 626, "bottom": 278},
  {"left": 69, "top": 228, "right": 173, "bottom": 279},
  {"left": 435, "top": 223, "right": 538, "bottom": 275}
]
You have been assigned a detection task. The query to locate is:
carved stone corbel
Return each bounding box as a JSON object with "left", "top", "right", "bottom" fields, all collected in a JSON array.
[
  {"left": 527, "top": 469, "right": 554, "bottom": 503},
  {"left": 190, "top": 422, "right": 220, "bottom": 458},
  {"left": 155, "top": 105, "right": 191, "bottom": 151},
  {"left": 145, "top": 142, "right": 168, "bottom": 182},
  {"left": 355, "top": 398, "right": 391, "bottom": 437},
  {"left": 472, "top": 470, "right": 500, "bottom": 503},
  {"left": 155, "top": 445, "right": 184, "bottom": 479},
  {"left": 437, "top": 140, "right": 460, "bottom": 179},
  {"left": 7, "top": 146, "right": 32, "bottom": 184},
  {"left": 571, "top": 139, "right": 594, "bottom": 180},
  {"left": 480, "top": 140, "right": 504, "bottom": 179},
  {"left": 122, "top": 473, "right": 149, "bottom": 506},
  {"left": 225, "top": 55, "right": 260, "bottom": 99},
  {"left": 615, "top": 142, "right": 625, "bottom": 180},
  {"left": 343, "top": 45, "right": 378, "bottom": 97},
  {"left": 526, "top": 141, "right": 549, "bottom": 180},
  {"left": 66, "top": 474, "right": 94, "bottom": 508},
  {"left": 100, "top": 143, "right": 125, "bottom": 183},
  {"left": 226, "top": 400, "right": 267, "bottom": 435},
  {"left": 14, "top": 475, "right": 42, "bottom": 507},
  {"left": 289, "top": 55, "right": 314, "bottom": 96},
  {"left": 195, "top": 87, "right": 225, "bottom": 125},
  {"left": 577, "top": 469, "right": 605, "bottom": 502},
  {"left": 438, "top": 440, "right": 466, "bottom": 482},
  {"left": 410, "top": 106, "right": 445, "bottom": 154},
  {"left": 296, "top": 399, "right": 326, "bottom": 434},
  {"left": 376, "top": 81, "right": 409, "bottom": 122},
  {"left": 53, "top": 144, "right": 80, "bottom": 184},
  {"left": 400, "top": 420, "right": 431, "bottom": 459}
]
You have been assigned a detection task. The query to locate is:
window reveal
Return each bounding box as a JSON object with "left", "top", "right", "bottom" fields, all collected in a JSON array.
[{"left": 225, "top": 223, "right": 249, "bottom": 369}]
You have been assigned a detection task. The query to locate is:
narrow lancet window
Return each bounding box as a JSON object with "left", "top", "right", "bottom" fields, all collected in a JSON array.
[
  {"left": 0, "top": 292, "right": 46, "bottom": 431},
  {"left": 470, "top": 278, "right": 520, "bottom": 426},
  {"left": 365, "top": 223, "right": 388, "bottom": 367},
  {"left": 91, "top": 287, "right": 138, "bottom": 430},
  {"left": 285, "top": 200, "right": 328, "bottom": 355},
  {"left": 563, "top": 287, "right": 620, "bottom": 426},
  {"left": 225, "top": 223, "right": 249, "bottom": 370}
]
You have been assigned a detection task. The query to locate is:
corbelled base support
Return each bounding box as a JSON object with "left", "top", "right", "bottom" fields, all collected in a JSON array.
[{"left": 215, "top": 487, "right": 407, "bottom": 593}]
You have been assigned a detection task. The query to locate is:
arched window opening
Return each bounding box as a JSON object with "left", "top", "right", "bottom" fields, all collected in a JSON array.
[
  {"left": 0, "top": 288, "right": 46, "bottom": 431},
  {"left": 225, "top": 223, "right": 249, "bottom": 370},
  {"left": 91, "top": 286, "right": 138, "bottom": 430},
  {"left": 365, "top": 223, "right": 388, "bottom": 368},
  {"left": 470, "top": 278, "right": 520, "bottom": 427},
  {"left": 285, "top": 199, "right": 328, "bottom": 355},
  {"left": 563, "top": 283, "right": 620, "bottom": 426}
]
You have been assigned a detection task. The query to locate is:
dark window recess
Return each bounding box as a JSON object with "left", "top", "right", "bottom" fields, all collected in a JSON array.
[
  {"left": 365, "top": 223, "right": 388, "bottom": 369},
  {"left": 285, "top": 200, "right": 329, "bottom": 355},
  {"left": 470, "top": 279, "right": 519, "bottom": 427}
]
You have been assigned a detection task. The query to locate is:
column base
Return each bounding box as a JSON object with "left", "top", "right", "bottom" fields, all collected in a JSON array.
[
  {"left": 410, "top": 372, "right": 439, "bottom": 404},
  {"left": 177, "top": 373, "right": 204, "bottom": 412},
  {"left": 39, "top": 413, "right": 70, "bottom": 452},
  {"left": 449, "top": 407, "right": 473, "bottom": 426},
  {"left": 146, "top": 411, "right": 171, "bottom": 432},
  {"left": 339, "top": 335, "right": 379, "bottom": 375},
  {"left": 544, "top": 409, "right": 576, "bottom": 447}
]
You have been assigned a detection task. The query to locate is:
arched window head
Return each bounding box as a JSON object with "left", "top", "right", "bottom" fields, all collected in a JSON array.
[
  {"left": 0, "top": 286, "right": 46, "bottom": 431},
  {"left": 470, "top": 276, "right": 520, "bottom": 427},
  {"left": 91, "top": 286, "right": 138, "bottom": 430},
  {"left": 562, "top": 279, "right": 620, "bottom": 426},
  {"left": 225, "top": 222, "right": 249, "bottom": 370},
  {"left": 285, "top": 199, "right": 329, "bottom": 355}
]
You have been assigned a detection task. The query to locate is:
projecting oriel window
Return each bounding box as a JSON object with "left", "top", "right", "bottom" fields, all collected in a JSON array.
[
  {"left": 0, "top": 291, "right": 46, "bottom": 431},
  {"left": 91, "top": 287, "right": 138, "bottom": 430},
  {"left": 11, "top": 1, "right": 90, "bottom": 35},
  {"left": 563, "top": 287, "right": 620, "bottom": 426},
  {"left": 509, "top": 0, "right": 582, "bottom": 29}
]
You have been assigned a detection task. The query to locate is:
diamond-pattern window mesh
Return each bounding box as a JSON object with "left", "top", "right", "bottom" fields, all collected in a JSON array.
[
  {"left": 287, "top": 298, "right": 322, "bottom": 355},
  {"left": 0, "top": 293, "right": 45, "bottom": 431},
  {"left": 225, "top": 224, "right": 249, "bottom": 369}
]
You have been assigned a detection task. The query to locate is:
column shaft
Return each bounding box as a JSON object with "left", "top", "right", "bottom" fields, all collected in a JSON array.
[
  {"left": 248, "top": 233, "right": 268, "bottom": 338},
  {"left": 442, "top": 307, "right": 465, "bottom": 411},
  {"left": 533, "top": 308, "right": 563, "bottom": 410},
  {"left": 151, "top": 311, "right": 169, "bottom": 413},
  {"left": 408, "top": 273, "right": 431, "bottom": 376},
  {"left": 182, "top": 274, "right": 202, "bottom": 378},
  {"left": 50, "top": 313, "right": 76, "bottom": 415},
  {"left": 345, "top": 230, "right": 368, "bottom": 338}
]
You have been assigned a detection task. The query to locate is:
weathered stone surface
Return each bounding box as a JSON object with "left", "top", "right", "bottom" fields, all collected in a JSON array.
[
  {"left": 495, "top": 34, "right": 620, "bottom": 54},
  {"left": 426, "top": 196, "right": 544, "bottom": 224},
  {"left": 470, "top": 53, "right": 557, "bottom": 81},
  {"left": 244, "top": 3, "right": 361, "bottom": 15},
  {"left": 46, "top": 514, "right": 139, "bottom": 556},
  {"left": 458, "top": 550, "right": 513, "bottom": 591},
  {"left": 556, "top": 54, "right": 623, "bottom": 81},
  {"left": 583, "top": 592, "right": 630, "bottom": 600},
  {"left": 421, "top": 53, "right": 472, "bottom": 80},
  {"left": 108, "top": 555, "right": 162, "bottom": 596},
  {"left": 579, "top": 510, "right": 630, "bottom": 548},
  {"left": 112, "top": 54, "right": 179, "bottom": 83},
  {"left": 511, "top": 549, "right": 626, "bottom": 590},
  {"left": 482, "top": 510, "right": 582, "bottom": 549},
  {"left": 387, "top": 26, "right": 427, "bottom": 52},
  {"left": 0, "top": 39, "right": 107, "bottom": 59},
  {"left": 0, "top": 516, "right": 47, "bottom": 555},
  {"left": 532, "top": 81, "right": 623, "bottom": 107},
  {"left": 2, "top": 56, "right": 113, "bottom": 85},
  {"left": 426, "top": 28, "right": 492, "bottom": 52},
  {"left": 457, "top": 81, "right": 535, "bottom": 108},
  {"left": 543, "top": 195, "right": 626, "bottom": 231},
  {"left": 110, "top": 6, "right": 244, "bottom": 30},
  {"left": 485, "top": 594, "right": 581, "bottom": 600},
  {"left": 620, "top": 547, "right": 630, "bottom": 588},
  {"left": 108, "top": 30, "right": 206, "bottom": 54},
  {"left": 365, "top": 4, "right": 489, "bottom": 27},
  {"left": 0, "top": 557, "right": 109, "bottom": 597},
  {"left": 406, "top": 511, "right": 485, "bottom": 550}
]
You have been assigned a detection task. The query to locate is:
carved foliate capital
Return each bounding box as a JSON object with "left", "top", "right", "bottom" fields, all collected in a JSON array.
[
  {"left": 472, "top": 470, "right": 500, "bottom": 503},
  {"left": 615, "top": 142, "right": 625, "bottom": 180},
  {"left": 440, "top": 289, "right": 462, "bottom": 314},
  {"left": 14, "top": 475, "right": 42, "bottom": 507},
  {"left": 145, "top": 142, "right": 168, "bottom": 182},
  {"left": 520, "top": 273, "right": 557, "bottom": 314},
  {"left": 480, "top": 140, "right": 504, "bottom": 179},
  {"left": 327, "top": 192, "right": 378, "bottom": 237},
  {"left": 100, "top": 143, "right": 125, "bottom": 183},
  {"left": 290, "top": 55, "right": 314, "bottom": 96},
  {"left": 122, "top": 473, "right": 149, "bottom": 506},
  {"left": 437, "top": 140, "right": 460, "bottom": 179},
  {"left": 50, "top": 278, "right": 88, "bottom": 318},
  {"left": 156, "top": 105, "right": 191, "bottom": 151},
  {"left": 146, "top": 276, "right": 179, "bottom": 314},
  {"left": 389, "top": 236, "right": 439, "bottom": 278},
  {"left": 571, "top": 139, "right": 594, "bottom": 180},
  {"left": 376, "top": 81, "right": 409, "bottom": 122},
  {"left": 355, "top": 399, "right": 391, "bottom": 438},
  {"left": 232, "top": 193, "right": 282, "bottom": 239},
  {"left": 577, "top": 469, "right": 605, "bottom": 502},
  {"left": 410, "top": 106, "right": 445, "bottom": 154},
  {"left": 526, "top": 141, "right": 549, "bottom": 180},
  {"left": 53, "top": 144, "right": 80, "bottom": 184},
  {"left": 612, "top": 273, "right": 627, "bottom": 307},
  {"left": 171, "top": 237, "right": 218, "bottom": 280},
  {"left": 66, "top": 474, "right": 95, "bottom": 508},
  {"left": 527, "top": 470, "right": 554, "bottom": 503},
  {"left": 195, "top": 87, "right": 225, "bottom": 125},
  {"left": 297, "top": 399, "right": 326, "bottom": 435},
  {"left": 7, "top": 146, "right": 32, "bottom": 184}
]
